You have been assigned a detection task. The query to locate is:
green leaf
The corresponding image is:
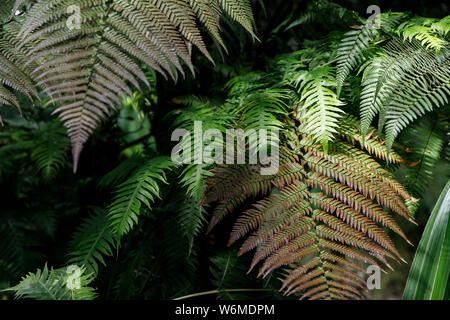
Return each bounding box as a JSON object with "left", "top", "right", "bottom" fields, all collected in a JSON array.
[
  {"left": 3, "top": 264, "right": 96, "bottom": 300},
  {"left": 107, "top": 156, "right": 175, "bottom": 240},
  {"left": 403, "top": 179, "right": 450, "bottom": 299}
]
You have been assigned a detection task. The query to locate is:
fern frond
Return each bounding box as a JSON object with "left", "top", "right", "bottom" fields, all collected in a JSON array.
[
  {"left": 218, "top": 0, "right": 256, "bottom": 39},
  {"left": 107, "top": 156, "right": 175, "bottom": 240},
  {"left": 296, "top": 67, "right": 345, "bottom": 154},
  {"left": 67, "top": 208, "right": 115, "bottom": 276},
  {"left": 431, "top": 16, "right": 450, "bottom": 37},
  {"left": 16, "top": 0, "right": 255, "bottom": 170},
  {"left": 400, "top": 116, "right": 448, "bottom": 196},
  {"left": 5, "top": 264, "right": 96, "bottom": 300},
  {"left": 205, "top": 114, "right": 415, "bottom": 300},
  {"left": 398, "top": 18, "right": 448, "bottom": 51},
  {"left": 0, "top": 21, "right": 38, "bottom": 123},
  {"left": 336, "top": 21, "right": 378, "bottom": 95},
  {"left": 31, "top": 122, "right": 70, "bottom": 178},
  {"left": 383, "top": 59, "right": 450, "bottom": 150},
  {"left": 177, "top": 197, "right": 207, "bottom": 255}
]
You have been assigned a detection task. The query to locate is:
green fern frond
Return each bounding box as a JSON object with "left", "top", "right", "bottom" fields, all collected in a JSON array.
[
  {"left": 398, "top": 18, "right": 448, "bottom": 51},
  {"left": 431, "top": 16, "right": 450, "bottom": 36},
  {"left": 296, "top": 67, "right": 345, "bottom": 154},
  {"left": 107, "top": 156, "right": 175, "bottom": 240},
  {"left": 399, "top": 116, "right": 448, "bottom": 196},
  {"left": 386, "top": 63, "right": 450, "bottom": 150},
  {"left": 31, "top": 122, "right": 70, "bottom": 179},
  {"left": 336, "top": 21, "right": 378, "bottom": 96},
  {"left": 5, "top": 264, "right": 96, "bottom": 300},
  {"left": 177, "top": 197, "right": 207, "bottom": 255},
  {"left": 67, "top": 208, "right": 115, "bottom": 276}
]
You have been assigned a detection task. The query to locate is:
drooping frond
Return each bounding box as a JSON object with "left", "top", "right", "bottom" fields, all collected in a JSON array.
[
  {"left": 336, "top": 21, "right": 377, "bottom": 95},
  {"left": 218, "top": 0, "right": 256, "bottom": 39},
  {"left": 295, "top": 67, "right": 345, "bottom": 154},
  {"left": 0, "top": 21, "right": 38, "bottom": 124},
  {"left": 204, "top": 115, "right": 415, "bottom": 300},
  {"left": 16, "top": 0, "right": 255, "bottom": 170},
  {"left": 177, "top": 197, "right": 207, "bottom": 255},
  {"left": 383, "top": 52, "right": 450, "bottom": 150},
  {"left": 5, "top": 264, "right": 96, "bottom": 300},
  {"left": 358, "top": 38, "right": 450, "bottom": 150},
  {"left": 107, "top": 156, "right": 175, "bottom": 240},
  {"left": 397, "top": 17, "right": 449, "bottom": 51}
]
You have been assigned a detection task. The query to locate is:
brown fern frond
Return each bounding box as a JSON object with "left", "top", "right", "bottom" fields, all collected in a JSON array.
[
  {"left": 0, "top": 22, "right": 38, "bottom": 123},
  {"left": 16, "top": 0, "right": 255, "bottom": 170},
  {"left": 205, "top": 117, "right": 415, "bottom": 300},
  {"left": 338, "top": 115, "right": 406, "bottom": 164}
]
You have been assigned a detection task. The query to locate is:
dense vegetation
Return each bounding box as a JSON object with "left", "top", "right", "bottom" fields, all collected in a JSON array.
[{"left": 0, "top": 0, "right": 449, "bottom": 300}]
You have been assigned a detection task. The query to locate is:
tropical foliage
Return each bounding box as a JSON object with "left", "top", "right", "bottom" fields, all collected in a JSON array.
[{"left": 0, "top": 0, "right": 449, "bottom": 301}]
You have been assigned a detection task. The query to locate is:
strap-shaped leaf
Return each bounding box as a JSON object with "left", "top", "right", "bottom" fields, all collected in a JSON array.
[{"left": 403, "top": 179, "right": 450, "bottom": 300}]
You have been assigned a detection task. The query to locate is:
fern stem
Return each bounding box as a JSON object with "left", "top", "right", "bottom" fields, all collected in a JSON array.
[{"left": 172, "top": 289, "right": 275, "bottom": 300}]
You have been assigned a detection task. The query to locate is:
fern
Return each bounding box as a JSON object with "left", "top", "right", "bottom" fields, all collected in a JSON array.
[
  {"left": 204, "top": 115, "right": 416, "bottom": 300},
  {"left": 295, "top": 67, "right": 345, "bottom": 154},
  {"left": 67, "top": 208, "right": 115, "bottom": 276},
  {"left": 31, "top": 121, "right": 70, "bottom": 178},
  {"left": 399, "top": 115, "right": 448, "bottom": 196},
  {"left": 357, "top": 37, "right": 450, "bottom": 150},
  {"left": 12, "top": 0, "right": 254, "bottom": 170},
  {"left": 4, "top": 264, "right": 96, "bottom": 300},
  {"left": 398, "top": 17, "right": 449, "bottom": 51},
  {"left": 336, "top": 20, "right": 378, "bottom": 96},
  {"left": 0, "top": 20, "right": 37, "bottom": 124},
  {"left": 107, "top": 156, "right": 175, "bottom": 240},
  {"left": 177, "top": 197, "right": 207, "bottom": 255}
]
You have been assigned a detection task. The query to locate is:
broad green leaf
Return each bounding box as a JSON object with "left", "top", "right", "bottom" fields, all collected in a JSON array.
[{"left": 403, "top": 179, "right": 450, "bottom": 300}]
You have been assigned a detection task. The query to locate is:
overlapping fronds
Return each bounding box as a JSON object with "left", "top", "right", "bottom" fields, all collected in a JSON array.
[
  {"left": 358, "top": 38, "right": 450, "bottom": 151},
  {"left": 399, "top": 115, "right": 448, "bottom": 196},
  {"left": 107, "top": 156, "right": 175, "bottom": 240},
  {"left": 204, "top": 116, "right": 416, "bottom": 300},
  {"left": 4, "top": 264, "right": 96, "bottom": 300},
  {"left": 397, "top": 17, "right": 449, "bottom": 51},
  {"left": 14, "top": 0, "right": 254, "bottom": 170}
]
